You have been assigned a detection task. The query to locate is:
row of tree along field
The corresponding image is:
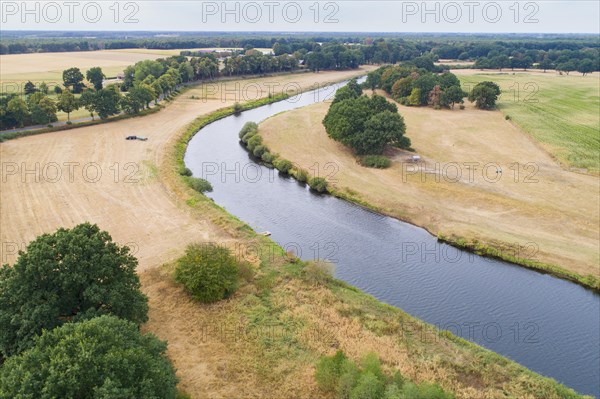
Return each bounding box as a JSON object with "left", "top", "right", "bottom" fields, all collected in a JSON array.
[
  {"left": 0, "top": 43, "right": 369, "bottom": 130},
  {"left": 367, "top": 65, "right": 501, "bottom": 110},
  {"left": 2, "top": 34, "right": 598, "bottom": 74}
]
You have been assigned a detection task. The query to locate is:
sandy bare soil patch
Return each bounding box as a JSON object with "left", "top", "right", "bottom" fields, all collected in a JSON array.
[
  {"left": 259, "top": 97, "right": 600, "bottom": 278},
  {"left": 0, "top": 67, "right": 375, "bottom": 269}
]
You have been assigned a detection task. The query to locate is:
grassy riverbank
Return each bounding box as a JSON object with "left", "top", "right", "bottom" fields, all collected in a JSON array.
[
  {"left": 154, "top": 89, "right": 593, "bottom": 398},
  {"left": 257, "top": 99, "right": 599, "bottom": 292}
]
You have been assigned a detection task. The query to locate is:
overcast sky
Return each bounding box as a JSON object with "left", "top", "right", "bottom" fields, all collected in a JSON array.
[{"left": 1, "top": 1, "right": 599, "bottom": 33}]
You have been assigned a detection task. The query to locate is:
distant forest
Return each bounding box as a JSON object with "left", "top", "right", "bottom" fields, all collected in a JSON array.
[{"left": 2, "top": 32, "right": 598, "bottom": 73}]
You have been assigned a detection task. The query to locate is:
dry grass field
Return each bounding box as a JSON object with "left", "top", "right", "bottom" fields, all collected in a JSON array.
[
  {"left": 259, "top": 91, "right": 600, "bottom": 279},
  {"left": 0, "top": 67, "right": 375, "bottom": 269},
  {"left": 0, "top": 48, "right": 274, "bottom": 89},
  {"left": 0, "top": 65, "right": 590, "bottom": 398},
  {"left": 0, "top": 49, "right": 170, "bottom": 88}
]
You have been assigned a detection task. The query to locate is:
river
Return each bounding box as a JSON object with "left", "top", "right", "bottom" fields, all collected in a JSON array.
[{"left": 184, "top": 79, "right": 600, "bottom": 397}]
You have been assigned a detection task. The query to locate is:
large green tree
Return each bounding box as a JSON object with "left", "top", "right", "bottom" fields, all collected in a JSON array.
[
  {"left": 352, "top": 110, "right": 409, "bottom": 154},
  {"left": 6, "top": 97, "right": 29, "bottom": 127},
  {"left": 30, "top": 96, "right": 58, "bottom": 125},
  {"left": 0, "top": 223, "right": 148, "bottom": 357},
  {"left": 323, "top": 93, "right": 410, "bottom": 155},
  {"left": 94, "top": 87, "right": 121, "bottom": 119},
  {"left": 332, "top": 78, "right": 363, "bottom": 104},
  {"left": 79, "top": 89, "right": 98, "bottom": 120},
  {"left": 23, "top": 80, "right": 37, "bottom": 95},
  {"left": 468, "top": 81, "right": 501, "bottom": 110},
  {"left": 57, "top": 89, "right": 79, "bottom": 121},
  {"left": 441, "top": 85, "right": 467, "bottom": 108},
  {"left": 86, "top": 67, "right": 105, "bottom": 90},
  {"left": 0, "top": 315, "right": 177, "bottom": 399},
  {"left": 62, "top": 67, "right": 85, "bottom": 93}
]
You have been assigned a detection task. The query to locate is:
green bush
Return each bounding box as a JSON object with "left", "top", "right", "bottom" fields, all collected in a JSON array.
[
  {"left": 309, "top": 177, "right": 328, "bottom": 193},
  {"left": 233, "top": 102, "right": 243, "bottom": 114},
  {"left": 337, "top": 361, "right": 361, "bottom": 399},
  {"left": 188, "top": 177, "right": 213, "bottom": 193},
  {"left": 253, "top": 144, "right": 267, "bottom": 158},
  {"left": 242, "top": 131, "right": 258, "bottom": 143},
  {"left": 350, "top": 372, "right": 385, "bottom": 399},
  {"left": 261, "top": 151, "right": 276, "bottom": 163},
  {"left": 316, "top": 350, "right": 348, "bottom": 392},
  {"left": 315, "top": 351, "right": 453, "bottom": 399},
  {"left": 239, "top": 121, "right": 258, "bottom": 141},
  {"left": 505, "top": 115, "right": 511, "bottom": 120},
  {"left": 361, "top": 353, "right": 384, "bottom": 381},
  {"left": 459, "top": 104, "right": 465, "bottom": 110},
  {"left": 247, "top": 135, "right": 263, "bottom": 152},
  {"left": 400, "top": 382, "right": 454, "bottom": 399},
  {"left": 273, "top": 158, "right": 293, "bottom": 173},
  {"left": 179, "top": 166, "right": 193, "bottom": 176},
  {"left": 175, "top": 243, "right": 240, "bottom": 303},
  {"left": 383, "top": 384, "right": 403, "bottom": 399},
  {"left": 294, "top": 168, "right": 309, "bottom": 183},
  {"left": 360, "top": 155, "right": 391, "bottom": 169}
]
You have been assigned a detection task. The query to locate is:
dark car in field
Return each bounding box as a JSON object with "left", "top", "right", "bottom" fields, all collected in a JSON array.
[{"left": 126, "top": 135, "right": 137, "bottom": 140}]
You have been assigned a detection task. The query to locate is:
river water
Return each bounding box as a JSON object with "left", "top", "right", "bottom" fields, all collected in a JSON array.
[{"left": 184, "top": 79, "right": 600, "bottom": 397}]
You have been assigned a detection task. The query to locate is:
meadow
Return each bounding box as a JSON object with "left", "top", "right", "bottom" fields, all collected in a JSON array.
[{"left": 456, "top": 70, "right": 600, "bottom": 173}]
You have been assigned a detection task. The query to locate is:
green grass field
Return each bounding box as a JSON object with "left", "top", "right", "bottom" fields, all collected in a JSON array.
[{"left": 458, "top": 71, "right": 600, "bottom": 173}]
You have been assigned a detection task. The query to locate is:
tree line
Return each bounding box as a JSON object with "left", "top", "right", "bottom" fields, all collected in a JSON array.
[
  {"left": 1, "top": 42, "right": 371, "bottom": 130},
  {"left": 367, "top": 65, "right": 469, "bottom": 109}
]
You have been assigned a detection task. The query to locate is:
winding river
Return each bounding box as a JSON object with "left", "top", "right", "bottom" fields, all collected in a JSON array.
[{"left": 184, "top": 79, "right": 600, "bottom": 397}]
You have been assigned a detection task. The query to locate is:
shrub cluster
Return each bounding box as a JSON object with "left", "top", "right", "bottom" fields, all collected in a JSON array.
[
  {"left": 175, "top": 243, "right": 245, "bottom": 303},
  {"left": 308, "top": 177, "right": 328, "bottom": 193},
  {"left": 187, "top": 176, "right": 213, "bottom": 193},
  {"left": 179, "top": 166, "right": 193, "bottom": 176},
  {"left": 273, "top": 158, "right": 293, "bottom": 173},
  {"left": 360, "top": 155, "right": 391, "bottom": 169},
  {"left": 369, "top": 65, "right": 466, "bottom": 109},
  {"left": 237, "top": 122, "right": 328, "bottom": 192},
  {"left": 315, "top": 351, "right": 454, "bottom": 399}
]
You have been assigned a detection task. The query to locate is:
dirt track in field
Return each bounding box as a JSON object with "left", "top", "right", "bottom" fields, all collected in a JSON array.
[{"left": 0, "top": 67, "right": 375, "bottom": 269}]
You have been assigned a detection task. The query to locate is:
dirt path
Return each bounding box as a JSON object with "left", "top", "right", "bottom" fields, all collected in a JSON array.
[{"left": 0, "top": 67, "right": 376, "bottom": 269}]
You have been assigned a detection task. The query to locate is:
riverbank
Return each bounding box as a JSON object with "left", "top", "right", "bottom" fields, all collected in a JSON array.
[
  {"left": 0, "top": 68, "right": 375, "bottom": 267},
  {"left": 160, "top": 82, "right": 592, "bottom": 398},
  {"left": 257, "top": 100, "right": 600, "bottom": 292}
]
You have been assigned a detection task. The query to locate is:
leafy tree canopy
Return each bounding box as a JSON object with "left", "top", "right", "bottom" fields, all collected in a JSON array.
[
  {"left": 468, "top": 81, "right": 501, "bottom": 110},
  {"left": 0, "top": 315, "right": 177, "bottom": 399},
  {"left": 323, "top": 92, "right": 409, "bottom": 155},
  {"left": 0, "top": 223, "right": 148, "bottom": 357}
]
